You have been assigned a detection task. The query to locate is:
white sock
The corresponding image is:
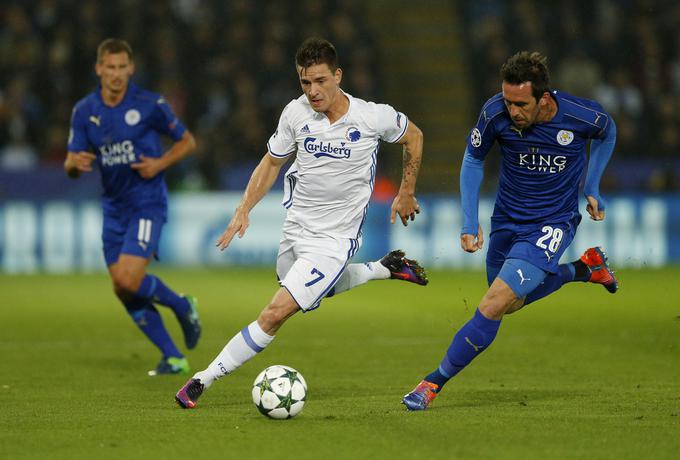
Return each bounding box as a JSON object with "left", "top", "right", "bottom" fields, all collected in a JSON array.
[
  {"left": 194, "top": 321, "right": 274, "bottom": 387},
  {"left": 332, "top": 261, "right": 390, "bottom": 295}
]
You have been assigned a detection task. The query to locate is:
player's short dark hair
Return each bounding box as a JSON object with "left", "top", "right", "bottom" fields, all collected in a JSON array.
[
  {"left": 500, "top": 51, "right": 550, "bottom": 100},
  {"left": 97, "top": 38, "right": 133, "bottom": 62},
  {"left": 295, "top": 38, "right": 338, "bottom": 72}
]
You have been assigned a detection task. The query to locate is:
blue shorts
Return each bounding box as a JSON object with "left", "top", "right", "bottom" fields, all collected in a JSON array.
[
  {"left": 486, "top": 216, "right": 580, "bottom": 285},
  {"left": 102, "top": 209, "right": 165, "bottom": 266}
]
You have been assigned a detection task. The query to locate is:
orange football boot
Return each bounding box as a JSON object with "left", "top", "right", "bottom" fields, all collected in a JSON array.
[
  {"left": 402, "top": 380, "right": 440, "bottom": 411},
  {"left": 580, "top": 247, "right": 619, "bottom": 293}
]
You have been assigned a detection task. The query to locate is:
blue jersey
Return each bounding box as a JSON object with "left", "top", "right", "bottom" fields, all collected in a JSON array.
[
  {"left": 466, "top": 90, "right": 612, "bottom": 224},
  {"left": 68, "top": 82, "right": 186, "bottom": 216}
]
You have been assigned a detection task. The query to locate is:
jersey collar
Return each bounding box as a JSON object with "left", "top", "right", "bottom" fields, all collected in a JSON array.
[
  {"left": 337, "top": 90, "right": 353, "bottom": 124},
  {"left": 310, "top": 89, "right": 353, "bottom": 124}
]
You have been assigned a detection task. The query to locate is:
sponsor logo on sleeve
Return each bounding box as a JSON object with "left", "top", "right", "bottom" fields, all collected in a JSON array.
[{"left": 471, "top": 128, "right": 482, "bottom": 147}]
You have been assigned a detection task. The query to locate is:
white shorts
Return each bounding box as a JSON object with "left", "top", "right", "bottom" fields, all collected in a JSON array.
[{"left": 277, "top": 221, "right": 360, "bottom": 311}]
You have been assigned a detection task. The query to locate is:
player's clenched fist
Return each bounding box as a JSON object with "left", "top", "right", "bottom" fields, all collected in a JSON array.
[
  {"left": 585, "top": 195, "right": 606, "bottom": 221},
  {"left": 460, "top": 225, "right": 484, "bottom": 253}
]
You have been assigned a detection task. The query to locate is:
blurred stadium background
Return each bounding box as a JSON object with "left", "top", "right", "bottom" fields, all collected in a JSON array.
[{"left": 1, "top": 0, "right": 679, "bottom": 273}]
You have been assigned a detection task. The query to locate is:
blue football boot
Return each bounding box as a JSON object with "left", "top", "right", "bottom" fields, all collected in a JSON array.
[{"left": 148, "top": 356, "right": 190, "bottom": 376}]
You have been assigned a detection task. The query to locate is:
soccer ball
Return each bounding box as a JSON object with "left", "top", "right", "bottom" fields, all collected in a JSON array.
[{"left": 252, "top": 365, "right": 307, "bottom": 419}]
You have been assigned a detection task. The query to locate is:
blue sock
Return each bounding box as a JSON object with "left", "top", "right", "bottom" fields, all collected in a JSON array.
[
  {"left": 424, "top": 308, "right": 502, "bottom": 389},
  {"left": 524, "top": 264, "right": 575, "bottom": 306},
  {"left": 125, "top": 298, "right": 183, "bottom": 358},
  {"left": 136, "top": 274, "right": 190, "bottom": 316}
]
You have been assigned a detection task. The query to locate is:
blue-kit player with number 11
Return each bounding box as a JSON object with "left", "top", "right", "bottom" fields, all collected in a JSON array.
[
  {"left": 64, "top": 38, "right": 201, "bottom": 376},
  {"left": 402, "top": 51, "right": 620, "bottom": 410}
]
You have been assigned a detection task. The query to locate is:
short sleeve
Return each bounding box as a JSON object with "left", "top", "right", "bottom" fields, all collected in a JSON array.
[
  {"left": 67, "top": 105, "right": 90, "bottom": 152},
  {"left": 148, "top": 96, "right": 186, "bottom": 141},
  {"left": 465, "top": 107, "right": 498, "bottom": 161},
  {"left": 267, "top": 103, "right": 296, "bottom": 158},
  {"left": 374, "top": 103, "right": 408, "bottom": 143}
]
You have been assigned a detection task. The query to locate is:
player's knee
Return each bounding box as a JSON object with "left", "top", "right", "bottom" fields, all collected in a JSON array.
[
  {"left": 111, "top": 270, "right": 142, "bottom": 296},
  {"left": 504, "top": 297, "right": 526, "bottom": 315},
  {"left": 478, "top": 296, "right": 511, "bottom": 320},
  {"left": 478, "top": 279, "right": 519, "bottom": 320},
  {"left": 259, "top": 303, "right": 288, "bottom": 328}
]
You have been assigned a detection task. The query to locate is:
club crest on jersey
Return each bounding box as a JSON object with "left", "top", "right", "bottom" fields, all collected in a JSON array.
[
  {"left": 345, "top": 127, "right": 361, "bottom": 142},
  {"left": 304, "top": 137, "right": 351, "bottom": 159},
  {"left": 471, "top": 128, "right": 482, "bottom": 147},
  {"left": 556, "top": 130, "right": 574, "bottom": 146},
  {"left": 125, "top": 109, "right": 141, "bottom": 126}
]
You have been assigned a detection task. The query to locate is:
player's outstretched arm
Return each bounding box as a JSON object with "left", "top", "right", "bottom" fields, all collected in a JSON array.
[
  {"left": 64, "top": 151, "right": 97, "bottom": 179},
  {"left": 391, "top": 121, "right": 423, "bottom": 226},
  {"left": 216, "top": 153, "right": 289, "bottom": 251},
  {"left": 132, "top": 131, "right": 196, "bottom": 179},
  {"left": 584, "top": 119, "right": 616, "bottom": 221},
  {"left": 460, "top": 150, "right": 485, "bottom": 252}
]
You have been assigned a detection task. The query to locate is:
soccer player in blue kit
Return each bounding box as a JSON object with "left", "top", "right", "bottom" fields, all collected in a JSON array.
[
  {"left": 64, "top": 38, "right": 201, "bottom": 376},
  {"left": 402, "top": 51, "right": 619, "bottom": 410}
]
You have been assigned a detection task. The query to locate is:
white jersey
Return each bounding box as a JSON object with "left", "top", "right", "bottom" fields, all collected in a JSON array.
[{"left": 267, "top": 92, "right": 408, "bottom": 239}]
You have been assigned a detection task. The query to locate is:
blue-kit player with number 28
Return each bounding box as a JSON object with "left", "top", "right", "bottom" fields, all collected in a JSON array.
[
  {"left": 402, "top": 51, "right": 620, "bottom": 411},
  {"left": 64, "top": 38, "right": 200, "bottom": 377}
]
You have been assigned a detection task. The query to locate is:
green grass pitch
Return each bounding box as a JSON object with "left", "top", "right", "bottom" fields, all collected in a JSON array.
[{"left": 1, "top": 267, "right": 679, "bottom": 459}]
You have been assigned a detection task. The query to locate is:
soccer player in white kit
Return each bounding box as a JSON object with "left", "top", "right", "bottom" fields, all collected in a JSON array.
[{"left": 176, "top": 37, "right": 427, "bottom": 408}]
